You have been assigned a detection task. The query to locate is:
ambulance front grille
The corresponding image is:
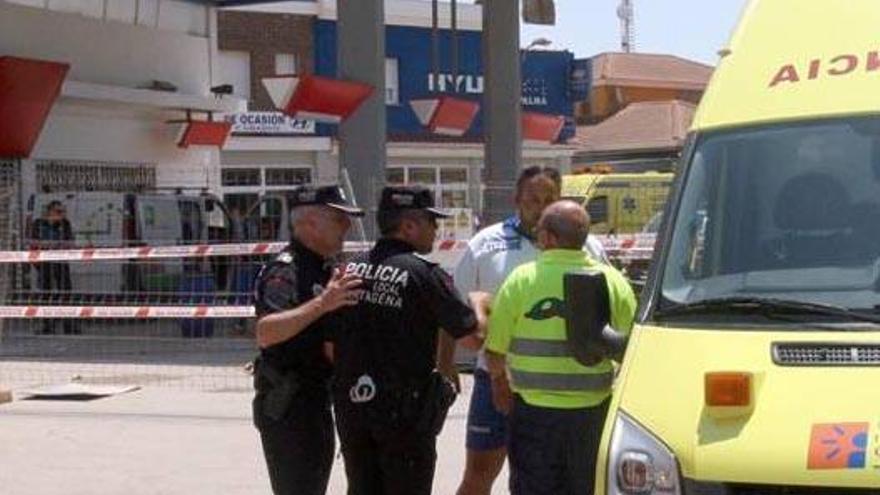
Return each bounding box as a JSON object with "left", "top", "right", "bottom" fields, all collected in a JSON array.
[{"left": 772, "top": 343, "right": 880, "bottom": 366}]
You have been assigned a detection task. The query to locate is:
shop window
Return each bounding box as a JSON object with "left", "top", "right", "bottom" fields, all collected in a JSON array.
[
  {"left": 440, "top": 168, "right": 468, "bottom": 184},
  {"left": 386, "top": 164, "right": 472, "bottom": 239},
  {"left": 386, "top": 168, "right": 405, "bottom": 185},
  {"left": 441, "top": 190, "right": 468, "bottom": 208},
  {"left": 275, "top": 53, "right": 297, "bottom": 75},
  {"left": 408, "top": 167, "right": 437, "bottom": 185},
  {"left": 265, "top": 168, "right": 312, "bottom": 186},
  {"left": 221, "top": 168, "right": 261, "bottom": 187}
]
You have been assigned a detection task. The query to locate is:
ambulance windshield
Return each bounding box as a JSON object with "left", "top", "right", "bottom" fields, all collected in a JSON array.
[{"left": 660, "top": 117, "right": 880, "bottom": 316}]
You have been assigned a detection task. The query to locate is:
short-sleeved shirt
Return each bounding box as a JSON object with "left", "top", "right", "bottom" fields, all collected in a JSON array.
[
  {"left": 31, "top": 218, "right": 73, "bottom": 249},
  {"left": 485, "top": 249, "right": 638, "bottom": 408},
  {"left": 253, "top": 239, "right": 334, "bottom": 385},
  {"left": 331, "top": 238, "right": 477, "bottom": 399},
  {"left": 453, "top": 217, "right": 609, "bottom": 370}
]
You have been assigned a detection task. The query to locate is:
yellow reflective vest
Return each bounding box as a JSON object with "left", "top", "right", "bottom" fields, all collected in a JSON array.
[{"left": 485, "top": 249, "right": 637, "bottom": 409}]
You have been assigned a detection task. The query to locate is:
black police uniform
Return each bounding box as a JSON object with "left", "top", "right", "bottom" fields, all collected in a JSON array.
[
  {"left": 330, "top": 187, "right": 477, "bottom": 495},
  {"left": 251, "top": 185, "right": 363, "bottom": 495},
  {"left": 252, "top": 240, "right": 335, "bottom": 495}
]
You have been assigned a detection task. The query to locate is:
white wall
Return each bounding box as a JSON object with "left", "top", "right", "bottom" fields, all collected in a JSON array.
[
  {"left": 0, "top": 1, "right": 212, "bottom": 95},
  {"left": 31, "top": 102, "right": 217, "bottom": 189},
  {"left": 1, "top": 0, "right": 222, "bottom": 192},
  {"left": 218, "top": 51, "right": 252, "bottom": 101}
]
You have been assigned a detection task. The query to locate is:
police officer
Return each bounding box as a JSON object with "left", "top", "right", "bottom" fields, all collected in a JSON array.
[
  {"left": 330, "top": 186, "right": 478, "bottom": 495},
  {"left": 484, "top": 200, "right": 637, "bottom": 495},
  {"left": 252, "top": 185, "right": 364, "bottom": 495}
]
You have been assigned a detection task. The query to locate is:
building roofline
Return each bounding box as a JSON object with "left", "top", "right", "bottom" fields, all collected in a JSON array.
[{"left": 221, "top": 0, "right": 483, "bottom": 30}]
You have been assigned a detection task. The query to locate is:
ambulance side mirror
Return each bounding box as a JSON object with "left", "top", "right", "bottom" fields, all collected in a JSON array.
[{"left": 563, "top": 271, "right": 628, "bottom": 366}]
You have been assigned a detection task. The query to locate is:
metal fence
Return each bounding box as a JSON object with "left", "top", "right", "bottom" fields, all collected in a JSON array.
[
  {"left": 0, "top": 163, "right": 670, "bottom": 393},
  {"left": 0, "top": 162, "right": 258, "bottom": 392},
  {"left": 0, "top": 251, "right": 269, "bottom": 392}
]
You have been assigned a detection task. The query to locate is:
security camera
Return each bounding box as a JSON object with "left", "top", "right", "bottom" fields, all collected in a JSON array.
[{"left": 210, "top": 84, "right": 234, "bottom": 96}]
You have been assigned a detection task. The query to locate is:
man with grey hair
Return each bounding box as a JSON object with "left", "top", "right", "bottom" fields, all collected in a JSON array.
[
  {"left": 252, "top": 185, "right": 364, "bottom": 495},
  {"left": 484, "top": 200, "right": 637, "bottom": 495},
  {"left": 454, "top": 167, "right": 609, "bottom": 495}
]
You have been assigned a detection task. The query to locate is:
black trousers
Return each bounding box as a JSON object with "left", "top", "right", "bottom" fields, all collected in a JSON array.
[
  {"left": 36, "top": 262, "right": 78, "bottom": 334},
  {"left": 334, "top": 404, "right": 437, "bottom": 495},
  {"left": 508, "top": 395, "right": 611, "bottom": 495},
  {"left": 254, "top": 391, "right": 335, "bottom": 495}
]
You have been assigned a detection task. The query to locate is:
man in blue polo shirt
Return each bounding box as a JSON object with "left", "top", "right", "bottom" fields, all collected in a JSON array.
[{"left": 452, "top": 166, "right": 607, "bottom": 495}]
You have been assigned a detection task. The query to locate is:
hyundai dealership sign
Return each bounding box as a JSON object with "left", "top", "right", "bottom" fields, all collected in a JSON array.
[{"left": 314, "top": 21, "right": 579, "bottom": 141}]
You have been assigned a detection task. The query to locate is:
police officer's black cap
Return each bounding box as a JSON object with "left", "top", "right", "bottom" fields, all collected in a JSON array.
[
  {"left": 378, "top": 186, "right": 451, "bottom": 218},
  {"left": 288, "top": 185, "right": 364, "bottom": 216}
]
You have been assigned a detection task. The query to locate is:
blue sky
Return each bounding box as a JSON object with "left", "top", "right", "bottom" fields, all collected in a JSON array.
[{"left": 520, "top": 0, "right": 749, "bottom": 64}]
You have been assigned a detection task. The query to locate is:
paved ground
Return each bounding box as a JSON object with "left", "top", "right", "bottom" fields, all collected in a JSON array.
[{"left": 0, "top": 374, "right": 509, "bottom": 495}]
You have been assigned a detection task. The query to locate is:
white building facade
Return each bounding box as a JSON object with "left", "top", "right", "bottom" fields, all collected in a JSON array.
[{"left": 0, "top": 0, "right": 244, "bottom": 202}]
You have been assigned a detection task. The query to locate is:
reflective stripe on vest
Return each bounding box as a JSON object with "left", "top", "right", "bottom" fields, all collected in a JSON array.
[
  {"left": 510, "top": 338, "right": 571, "bottom": 357},
  {"left": 510, "top": 368, "right": 614, "bottom": 391}
]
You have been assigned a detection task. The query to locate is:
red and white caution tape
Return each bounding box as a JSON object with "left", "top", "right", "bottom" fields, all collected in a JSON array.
[
  {"left": 0, "top": 243, "right": 288, "bottom": 264},
  {"left": 0, "top": 235, "right": 651, "bottom": 264},
  {"left": 595, "top": 234, "right": 656, "bottom": 261},
  {"left": 0, "top": 305, "right": 255, "bottom": 319},
  {"left": 0, "top": 240, "right": 472, "bottom": 264}
]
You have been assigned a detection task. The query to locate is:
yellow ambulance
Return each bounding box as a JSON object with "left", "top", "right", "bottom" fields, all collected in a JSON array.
[
  {"left": 562, "top": 172, "right": 674, "bottom": 235},
  {"left": 595, "top": 0, "right": 880, "bottom": 492}
]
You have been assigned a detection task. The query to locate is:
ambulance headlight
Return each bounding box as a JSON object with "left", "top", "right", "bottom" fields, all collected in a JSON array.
[{"left": 608, "top": 412, "right": 681, "bottom": 494}]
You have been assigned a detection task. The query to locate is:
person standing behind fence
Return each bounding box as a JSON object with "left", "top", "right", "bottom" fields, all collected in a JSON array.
[
  {"left": 251, "top": 185, "right": 364, "bottom": 495},
  {"left": 31, "top": 200, "right": 77, "bottom": 335},
  {"left": 485, "top": 201, "right": 637, "bottom": 495}
]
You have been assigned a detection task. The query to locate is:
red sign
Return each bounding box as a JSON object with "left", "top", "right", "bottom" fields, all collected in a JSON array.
[
  {"left": 177, "top": 121, "right": 232, "bottom": 148},
  {"left": 0, "top": 57, "right": 69, "bottom": 158},
  {"left": 410, "top": 96, "right": 480, "bottom": 137},
  {"left": 263, "top": 75, "right": 373, "bottom": 124},
  {"left": 522, "top": 111, "right": 565, "bottom": 144}
]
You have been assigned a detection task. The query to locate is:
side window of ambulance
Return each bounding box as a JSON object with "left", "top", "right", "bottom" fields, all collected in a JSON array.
[{"left": 587, "top": 196, "right": 609, "bottom": 226}]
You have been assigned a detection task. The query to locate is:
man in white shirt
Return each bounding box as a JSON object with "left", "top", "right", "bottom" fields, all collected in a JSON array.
[{"left": 452, "top": 167, "right": 607, "bottom": 495}]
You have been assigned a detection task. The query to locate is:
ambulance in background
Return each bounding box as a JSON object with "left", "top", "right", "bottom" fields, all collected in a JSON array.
[
  {"left": 561, "top": 171, "right": 674, "bottom": 235},
  {"left": 594, "top": 1, "right": 880, "bottom": 492}
]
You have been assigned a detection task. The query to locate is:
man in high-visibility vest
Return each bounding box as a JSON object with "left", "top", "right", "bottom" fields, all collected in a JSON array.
[
  {"left": 485, "top": 200, "right": 637, "bottom": 495},
  {"left": 451, "top": 166, "right": 608, "bottom": 495}
]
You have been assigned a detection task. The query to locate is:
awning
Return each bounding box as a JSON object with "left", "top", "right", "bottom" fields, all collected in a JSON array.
[
  {"left": 523, "top": 111, "right": 565, "bottom": 145},
  {"left": 410, "top": 96, "right": 480, "bottom": 137},
  {"left": 262, "top": 74, "right": 373, "bottom": 124},
  {"left": 0, "top": 57, "right": 69, "bottom": 158},
  {"left": 177, "top": 121, "right": 233, "bottom": 149}
]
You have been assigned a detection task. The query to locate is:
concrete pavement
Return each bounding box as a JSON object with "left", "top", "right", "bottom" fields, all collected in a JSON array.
[{"left": 0, "top": 374, "right": 509, "bottom": 495}]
